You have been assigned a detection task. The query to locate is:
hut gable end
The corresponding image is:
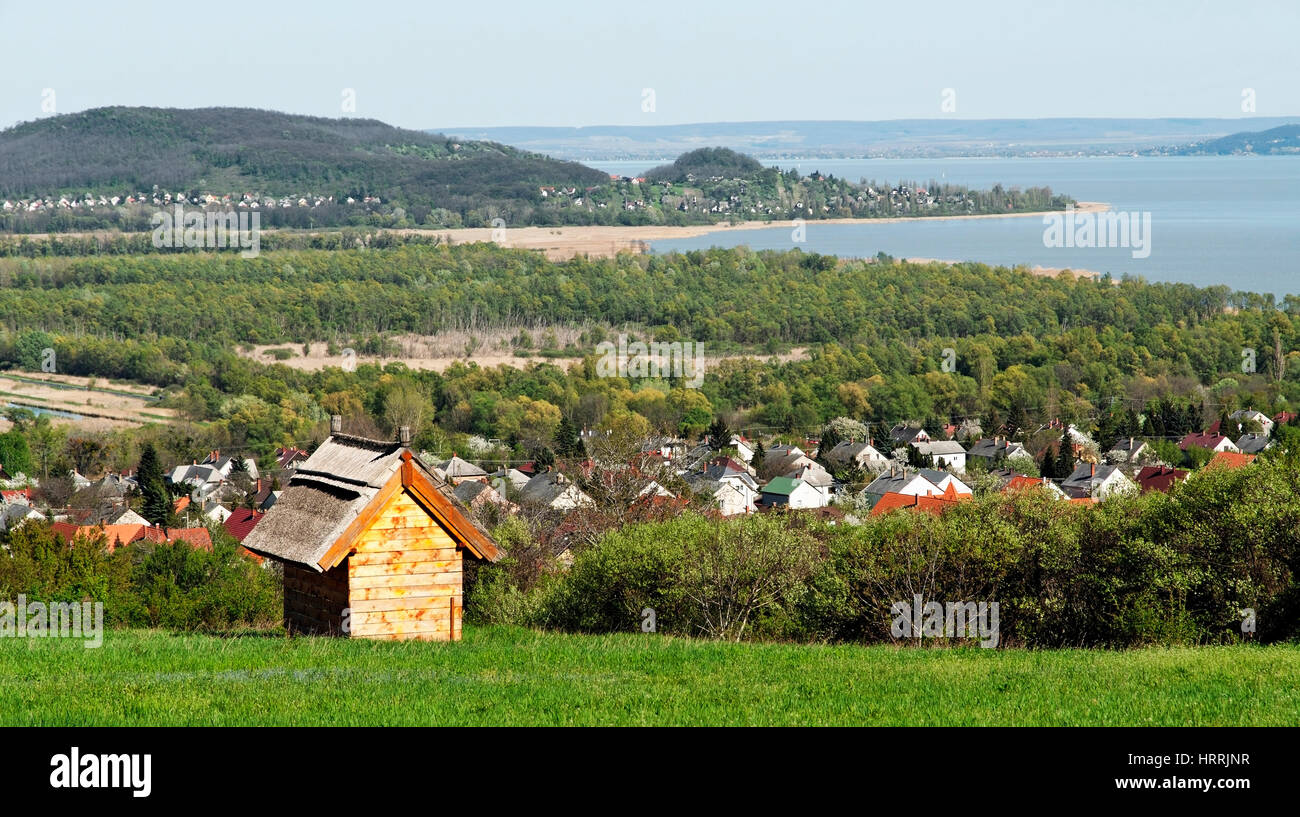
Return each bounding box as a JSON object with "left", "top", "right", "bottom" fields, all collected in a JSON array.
[{"left": 241, "top": 431, "right": 502, "bottom": 642}]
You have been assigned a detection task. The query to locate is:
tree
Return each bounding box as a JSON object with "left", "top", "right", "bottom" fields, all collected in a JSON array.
[
  {"left": 751, "top": 441, "right": 766, "bottom": 472},
  {"left": 138, "top": 442, "right": 172, "bottom": 526},
  {"left": 706, "top": 416, "right": 732, "bottom": 448},
  {"left": 380, "top": 378, "right": 428, "bottom": 439},
  {"left": 554, "top": 415, "right": 584, "bottom": 459},
  {"left": 531, "top": 445, "right": 556, "bottom": 472},
  {"left": 0, "top": 430, "right": 33, "bottom": 476},
  {"left": 1054, "top": 428, "right": 1075, "bottom": 479}
]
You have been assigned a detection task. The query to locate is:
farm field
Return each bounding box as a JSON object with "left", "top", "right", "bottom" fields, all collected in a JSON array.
[{"left": 1, "top": 627, "right": 1297, "bottom": 726}]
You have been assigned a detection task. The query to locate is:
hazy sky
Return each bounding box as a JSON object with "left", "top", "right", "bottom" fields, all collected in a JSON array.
[{"left": 2, "top": 0, "right": 1296, "bottom": 131}]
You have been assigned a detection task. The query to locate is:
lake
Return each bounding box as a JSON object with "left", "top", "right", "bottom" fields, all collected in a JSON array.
[{"left": 589, "top": 157, "right": 1300, "bottom": 297}]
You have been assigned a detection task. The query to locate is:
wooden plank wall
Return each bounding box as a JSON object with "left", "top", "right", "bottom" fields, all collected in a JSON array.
[
  {"left": 284, "top": 560, "right": 349, "bottom": 634},
  {"left": 347, "top": 488, "right": 464, "bottom": 641}
]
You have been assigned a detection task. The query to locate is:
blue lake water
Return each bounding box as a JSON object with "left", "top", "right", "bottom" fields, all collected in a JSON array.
[
  {"left": 4, "top": 402, "right": 83, "bottom": 421},
  {"left": 589, "top": 157, "right": 1300, "bottom": 297}
]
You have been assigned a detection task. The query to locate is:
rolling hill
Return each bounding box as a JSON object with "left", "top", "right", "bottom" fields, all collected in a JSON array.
[
  {"left": 0, "top": 106, "right": 609, "bottom": 228},
  {"left": 1166, "top": 123, "right": 1300, "bottom": 155}
]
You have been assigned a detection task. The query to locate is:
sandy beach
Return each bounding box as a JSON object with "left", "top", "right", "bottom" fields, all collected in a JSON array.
[{"left": 395, "top": 201, "right": 1111, "bottom": 260}]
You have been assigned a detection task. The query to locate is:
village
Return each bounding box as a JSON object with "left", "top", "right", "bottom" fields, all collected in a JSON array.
[{"left": 0, "top": 405, "right": 1283, "bottom": 561}]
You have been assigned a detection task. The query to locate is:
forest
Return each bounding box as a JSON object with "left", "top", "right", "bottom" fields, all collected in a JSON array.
[{"left": 0, "top": 240, "right": 1297, "bottom": 477}]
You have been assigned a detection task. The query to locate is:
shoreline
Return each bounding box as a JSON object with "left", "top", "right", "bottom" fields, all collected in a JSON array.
[
  {"left": 418, "top": 200, "right": 1111, "bottom": 260},
  {"left": 2, "top": 202, "right": 1109, "bottom": 262}
]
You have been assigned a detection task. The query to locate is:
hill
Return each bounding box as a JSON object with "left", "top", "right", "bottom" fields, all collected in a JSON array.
[
  {"left": 644, "top": 147, "right": 766, "bottom": 182},
  {"left": 1165, "top": 123, "right": 1300, "bottom": 155},
  {"left": 0, "top": 109, "right": 1072, "bottom": 234},
  {"left": 0, "top": 106, "right": 608, "bottom": 229}
]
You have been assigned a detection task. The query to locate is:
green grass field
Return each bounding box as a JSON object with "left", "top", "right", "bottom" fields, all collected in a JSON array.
[{"left": 1, "top": 627, "right": 1296, "bottom": 726}]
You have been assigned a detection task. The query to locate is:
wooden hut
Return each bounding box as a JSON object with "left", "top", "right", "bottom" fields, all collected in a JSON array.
[{"left": 243, "top": 419, "right": 501, "bottom": 640}]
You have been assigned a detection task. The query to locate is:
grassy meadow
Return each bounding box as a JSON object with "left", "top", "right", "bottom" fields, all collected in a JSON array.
[{"left": 2, "top": 627, "right": 1297, "bottom": 726}]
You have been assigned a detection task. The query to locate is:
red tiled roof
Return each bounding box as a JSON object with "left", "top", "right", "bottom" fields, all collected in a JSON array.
[
  {"left": 1002, "top": 475, "right": 1056, "bottom": 493},
  {"left": 1205, "top": 451, "right": 1256, "bottom": 469},
  {"left": 1134, "top": 465, "right": 1189, "bottom": 493},
  {"left": 50, "top": 522, "right": 212, "bottom": 552},
  {"left": 870, "top": 491, "right": 966, "bottom": 516},
  {"left": 223, "top": 508, "right": 264, "bottom": 542},
  {"left": 1179, "top": 431, "right": 1228, "bottom": 451}
]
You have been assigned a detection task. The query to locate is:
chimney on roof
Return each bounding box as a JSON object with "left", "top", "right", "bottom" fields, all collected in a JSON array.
[
  {"left": 331, "top": 415, "right": 342, "bottom": 434},
  {"left": 398, "top": 426, "right": 411, "bottom": 446},
  {"left": 1090, "top": 463, "right": 1095, "bottom": 478}
]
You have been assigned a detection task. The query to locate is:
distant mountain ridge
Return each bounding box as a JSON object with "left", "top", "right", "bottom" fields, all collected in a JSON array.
[{"left": 439, "top": 117, "right": 1300, "bottom": 160}]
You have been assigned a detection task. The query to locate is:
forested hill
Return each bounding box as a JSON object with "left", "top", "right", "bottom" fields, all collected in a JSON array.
[
  {"left": 1164, "top": 123, "right": 1300, "bottom": 155},
  {"left": 0, "top": 110, "right": 1072, "bottom": 234},
  {"left": 0, "top": 106, "right": 608, "bottom": 217}
]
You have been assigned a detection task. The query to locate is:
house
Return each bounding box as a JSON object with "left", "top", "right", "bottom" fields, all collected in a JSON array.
[
  {"left": 639, "top": 436, "right": 688, "bottom": 463},
  {"left": 1205, "top": 451, "right": 1256, "bottom": 470},
  {"left": 728, "top": 435, "right": 754, "bottom": 463},
  {"left": 870, "top": 491, "right": 967, "bottom": 516},
  {"left": 786, "top": 464, "right": 834, "bottom": 503},
  {"left": 518, "top": 470, "right": 595, "bottom": 510},
  {"left": 889, "top": 424, "right": 930, "bottom": 447},
  {"left": 1134, "top": 465, "right": 1189, "bottom": 494},
  {"left": 1229, "top": 409, "right": 1274, "bottom": 435},
  {"left": 50, "top": 522, "right": 212, "bottom": 552},
  {"left": 909, "top": 440, "right": 967, "bottom": 471},
  {"left": 1272, "top": 410, "right": 1297, "bottom": 426},
  {"left": 685, "top": 459, "right": 760, "bottom": 516},
  {"left": 759, "top": 477, "right": 826, "bottom": 509},
  {"left": 275, "top": 446, "right": 310, "bottom": 471},
  {"left": 223, "top": 507, "right": 265, "bottom": 542},
  {"left": 453, "top": 480, "right": 515, "bottom": 513},
  {"left": 760, "top": 448, "right": 816, "bottom": 480},
  {"left": 823, "top": 440, "right": 890, "bottom": 472},
  {"left": 104, "top": 507, "right": 150, "bottom": 526},
  {"left": 1000, "top": 475, "right": 1068, "bottom": 499},
  {"left": 686, "top": 477, "right": 757, "bottom": 516},
  {"left": 488, "top": 468, "right": 531, "bottom": 497},
  {"left": 1179, "top": 431, "right": 1240, "bottom": 454},
  {"left": 433, "top": 455, "right": 488, "bottom": 485},
  {"left": 1235, "top": 433, "right": 1273, "bottom": 455},
  {"left": 860, "top": 468, "right": 944, "bottom": 505},
  {"left": 1061, "top": 463, "right": 1136, "bottom": 500},
  {"left": 241, "top": 421, "right": 502, "bottom": 640},
  {"left": 918, "top": 468, "right": 973, "bottom": 496},
  {"left": 966, "top": 437, "right": 1031, "bottom": 466},
  {"left": 1106, "top": 436, "right": 1151, "bottom": 463},
  {"left": 0, "top": 502, "right": 45, "bottom": 531}
]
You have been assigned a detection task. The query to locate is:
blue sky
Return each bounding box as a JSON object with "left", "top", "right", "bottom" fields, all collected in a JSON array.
[{"left": 1, "top": 0, "right": 1296, "bottom": 130}]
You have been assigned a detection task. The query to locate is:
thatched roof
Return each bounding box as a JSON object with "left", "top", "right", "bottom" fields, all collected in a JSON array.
[{"left": 242, "top": 434, "right": 500, "bottom": 570}]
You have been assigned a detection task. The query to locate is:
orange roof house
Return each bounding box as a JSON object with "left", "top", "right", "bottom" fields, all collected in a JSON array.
[
  {"left": 241, "top": 418, "right": 502, "bottom": 641},
  {"left": 50, "top": 522, "right": 212, "bottom": 552},
  {"left": 1205, "top": 451, "right": 1256, "bottom": 470},
  {"left": 870, "top": 490, "right": 968, "bottom": 517}
]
